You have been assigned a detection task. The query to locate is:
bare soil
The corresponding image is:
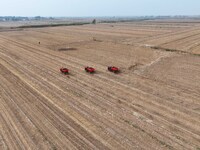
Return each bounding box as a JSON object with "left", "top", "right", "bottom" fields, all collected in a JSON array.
[{"left": 0, "top": 20, "right": 200, "bottom": 150}]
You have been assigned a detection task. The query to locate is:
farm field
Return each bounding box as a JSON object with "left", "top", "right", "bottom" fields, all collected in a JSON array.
[{"left": 0, "top": 20, "right": 200, "bottom": 150}]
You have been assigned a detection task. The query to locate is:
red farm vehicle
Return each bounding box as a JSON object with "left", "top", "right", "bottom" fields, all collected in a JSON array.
[
  {"left": 60, "top": 68, "right": 69, "bottom": 74},
  {"left": 108, "top": 66, "right": 120, "bottom": 73},
  {"left": 85, "top": 66, "right": 95, "bottom": 73}
]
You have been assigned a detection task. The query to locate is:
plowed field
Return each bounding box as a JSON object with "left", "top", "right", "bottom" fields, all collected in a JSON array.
[{"left": 0, "top": 21, "right": 200, "bottom": 150}]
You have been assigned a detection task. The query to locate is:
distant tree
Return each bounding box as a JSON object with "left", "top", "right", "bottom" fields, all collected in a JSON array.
[
  {"left": 92, "top": 19, "right": 96, "bottom": 24},
  {"left": 35, "top": 16, "right": 41, "bottom": 20}
]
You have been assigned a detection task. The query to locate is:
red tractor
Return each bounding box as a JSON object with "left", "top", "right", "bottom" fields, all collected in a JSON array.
[
  {"left": 60, "top": 68, "right": 69, "bottom": 74},
  {"left": 85, "top": 66, "right": 95, "bottom": 73},
  {"left": 108, "top": 66, "right": 119, "bottom": 73}
]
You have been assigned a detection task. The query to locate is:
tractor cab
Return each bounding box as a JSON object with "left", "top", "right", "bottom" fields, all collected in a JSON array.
[
  {"left": 85, "top": 67, "right": 95, "bottom": 73},
  {"left": 60, "top": 68, "right": 69, "bottom": 74},
  {"left": 108, "top": 66, "right": 119, "bottom": 73}
]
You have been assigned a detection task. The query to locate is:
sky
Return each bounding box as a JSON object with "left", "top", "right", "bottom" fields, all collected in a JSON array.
[{"left": 1, "top": 0, "right": 200, "bottom": 17}]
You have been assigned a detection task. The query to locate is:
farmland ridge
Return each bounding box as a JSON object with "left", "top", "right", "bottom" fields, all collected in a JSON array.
[{"left": 0, "top": 20, "right": 200, "bottom": 150}]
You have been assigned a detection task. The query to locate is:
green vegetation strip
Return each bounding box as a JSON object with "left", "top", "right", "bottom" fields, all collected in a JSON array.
[{"left": 17, "top": 22, "right": 91, "bottom": 29}]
